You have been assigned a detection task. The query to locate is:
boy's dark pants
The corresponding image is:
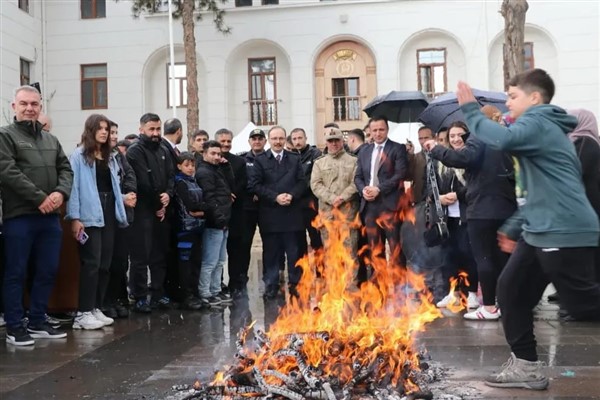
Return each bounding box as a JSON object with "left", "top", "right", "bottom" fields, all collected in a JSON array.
[
  {"left": 177, "top": 231, "right": 203, "bottom": 299},
  {"left": 498, "top": 239, "right": 600, "bottom": 361}
]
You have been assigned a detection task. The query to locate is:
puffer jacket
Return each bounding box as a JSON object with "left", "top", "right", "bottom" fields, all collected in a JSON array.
[
  {"left": 174, "top": 172, "right": 205, "bottom": 232},
  {"left": 0, "top": 119, "right": 73, "bottom": 220},
  {"left": 195, "top": 160, "right": 233, "bottom": 229}
]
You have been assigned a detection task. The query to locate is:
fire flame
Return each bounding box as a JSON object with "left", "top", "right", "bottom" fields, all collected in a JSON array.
[
  {"left": 445, "top": 272, "right": 470, "bottom": 313},
  {"left": 212, "top": 208, "right": 442, "bottom": 395}
]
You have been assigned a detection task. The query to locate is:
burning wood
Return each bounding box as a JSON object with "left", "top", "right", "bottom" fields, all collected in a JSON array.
[{"left": 171, "top": 213, "right": 444, "bottom": 399}]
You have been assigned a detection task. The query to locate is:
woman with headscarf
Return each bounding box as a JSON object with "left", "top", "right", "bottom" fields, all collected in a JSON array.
[{"left": 568, "top": 109, "right": 600, "bottom": 283}]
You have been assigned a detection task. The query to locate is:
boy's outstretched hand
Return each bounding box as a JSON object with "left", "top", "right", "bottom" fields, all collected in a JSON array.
[{"left": 456, "top": 81, "right": 476, "bottom": 105}]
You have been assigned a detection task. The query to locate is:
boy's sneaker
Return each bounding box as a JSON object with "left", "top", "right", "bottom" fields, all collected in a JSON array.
[
  {"left": 6, "top": 326, "right": 35, "bottom": 346},
  {"left": 217, "top": 292, "right": 233, "bottom": 304},
  {"left": 436, "top": 293, "right": 458, "bottom": 308},
  {"left": 467, "top": 292, "right": 481, "bottom": 309},
  {"left": 200, "top": 296, "right": 223, "bottom": 307},
  {"left": 485, "top": 352, "right": 549, "bottom": 390},
  {"left": 72, "top": 312, "right": 105, "bottom": 330},
  {"left": 464, "top": 306, "right": 501, "bottom": 320},
  {"left": 92, "top": 309, "right": 114, "bottom": 326},
  {"left": 133, "top": 300, "right": 152, "bottom": 314},
  {"left": 150, "top": 297, "right": 173, "bottom": 310},
  {"left": 27, "top": 322, "right": 67, "bottom": 339}
]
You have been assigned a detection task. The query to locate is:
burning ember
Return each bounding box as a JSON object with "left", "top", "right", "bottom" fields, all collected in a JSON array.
[{"left": 174, "top": 213, "right": 444, "bottom": 400}]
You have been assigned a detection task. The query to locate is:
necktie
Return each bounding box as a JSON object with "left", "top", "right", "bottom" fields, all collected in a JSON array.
[
  {"left": 372, "top": 145, "right": 383, "bottom": 186},
  {"left": 276, "top": 154, "right": 282, "bottom": 164},
  {"left": 174, "top": 147, "right": 180, "bottom": 156}
]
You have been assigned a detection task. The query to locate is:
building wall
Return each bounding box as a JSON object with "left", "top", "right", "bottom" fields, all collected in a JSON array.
[
  {"left": 1, "top": 0, "right": 598, "bottom": 151},
  {"left": 0, "top": 0, "right": 43, "bottom": 124}
]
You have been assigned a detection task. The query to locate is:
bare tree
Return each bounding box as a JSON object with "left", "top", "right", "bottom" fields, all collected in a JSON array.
[
  {"left": 123, "top": 0, "right": 230, "bottom": 144},
  {"left": 500, "top": 0, "right": 529, "bottom": 89}
]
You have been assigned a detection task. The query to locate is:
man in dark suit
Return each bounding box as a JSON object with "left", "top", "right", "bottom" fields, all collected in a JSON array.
[
  {"left": 248, "top": 126, "right": 307, "bottom": 299},
  {"left": 160, "top": 118, "right": 185, "bottom": 303},
  {"left": 354, "top": 116, "right": 408, "bottom": 270},
  {"left": 215, "top": 128, "right": 249, "bottom": 298}
]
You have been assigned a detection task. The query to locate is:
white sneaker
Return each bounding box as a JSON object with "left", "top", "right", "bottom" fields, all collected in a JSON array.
[
  {"left": 92, "top": 309, "right": 114, "bottom": 326},
  {"left": 467, "top": 292, "right": 481, "bottom": 309},
  {"left": 72, "top": 312, "right": 105, "bottom": 330},
  {"left": 464, "top": 305, "right": 501, "bottom": 320},
  {"left": 436, "top": 293, "right": 459, "bottom": 308}
]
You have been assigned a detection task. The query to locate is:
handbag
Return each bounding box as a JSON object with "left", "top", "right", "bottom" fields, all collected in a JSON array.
[{"left": 423, "top": 154, "right": 450, "bottom": 247}]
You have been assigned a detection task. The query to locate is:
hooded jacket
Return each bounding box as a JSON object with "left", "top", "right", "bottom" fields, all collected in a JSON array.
[
  {"left": 126, "top": 134, "right": 174, "bottom": 213},
  {"left": 463, "top": 102, "right": 599, "bottom": 248},
  {"left": 0, "top": 119, "right": 73, "bottom": 220}
]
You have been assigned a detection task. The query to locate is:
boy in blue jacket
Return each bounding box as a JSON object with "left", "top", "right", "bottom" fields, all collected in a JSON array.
[
  {"left": 174, "top": 152, "right": 206, "bottom": 310},
  {"left": 457, "top": 69, "right": 600, "bottom": 390}
]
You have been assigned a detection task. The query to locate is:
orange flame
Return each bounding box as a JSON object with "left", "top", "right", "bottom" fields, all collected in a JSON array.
[
  {"left": 215, "top": 208, "right": 442, "bottom": 393},
  {"left": 446, "top": 272, "right": 470, "bottom": 313}
]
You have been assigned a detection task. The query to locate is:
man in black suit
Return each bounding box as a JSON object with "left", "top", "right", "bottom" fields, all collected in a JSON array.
[
  {"left": 248, "top": 126, "right": 307, "bottom": 299},
  {"left": 354, "top": 116, "right": 408, "bottom": 270},
  {"left": 215, "top": 128, "right": 249, "bottom": 298},
  {"left": 160, "top": 118, "right": 185, "bottom": 303}
]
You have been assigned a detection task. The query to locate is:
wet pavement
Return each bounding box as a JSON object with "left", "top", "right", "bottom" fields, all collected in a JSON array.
[{"left": 1, "top": 250, "right": 600, "bottom": 399}]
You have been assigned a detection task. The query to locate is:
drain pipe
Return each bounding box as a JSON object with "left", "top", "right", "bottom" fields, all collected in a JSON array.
[{"left": 41, "top": 0, "right": 48, "bottom": 110}]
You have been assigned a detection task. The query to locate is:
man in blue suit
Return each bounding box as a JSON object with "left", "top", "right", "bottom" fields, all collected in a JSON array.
[
  {"left": 354, "top": 116, "right": 408, "bottom": 271},
  {"left": 248, "top": 126, "right": 307, "bottom": 299}
]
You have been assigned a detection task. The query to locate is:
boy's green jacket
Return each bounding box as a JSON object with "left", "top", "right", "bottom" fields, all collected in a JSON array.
[{"left": 462, "top": 102, "right": 599, "bottom": 248}]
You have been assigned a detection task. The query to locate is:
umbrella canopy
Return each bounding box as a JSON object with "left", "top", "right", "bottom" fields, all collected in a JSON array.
[
  {"left": 418, "top": 89, "right": 508, "bottom": 133},
  {"left": 363, "top": 91, "right": 429, "bottom": 123}
]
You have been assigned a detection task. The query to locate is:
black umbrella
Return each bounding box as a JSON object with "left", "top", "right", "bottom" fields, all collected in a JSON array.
[
  {"left": 363, "top": 91, "right": 429, "bottom": 123},
  {"left": 418, "top": 89, "right": 508, "bottom": 133}
]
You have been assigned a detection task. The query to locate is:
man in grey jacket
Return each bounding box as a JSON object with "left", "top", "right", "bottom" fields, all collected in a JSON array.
[{"left": 0, "top": 85, "right": 73, "bottom": 346}]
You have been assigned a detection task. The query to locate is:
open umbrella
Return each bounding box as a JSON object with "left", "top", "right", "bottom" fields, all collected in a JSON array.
[
  {"left": 418, "top": 89, "right": 508, "bottom": 133},
  {"left": 363, "top": 91, "right": 429, "bottom": 123}
]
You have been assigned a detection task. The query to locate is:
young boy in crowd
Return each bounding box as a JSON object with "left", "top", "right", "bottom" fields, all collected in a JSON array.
[
  {"left": 174, "top": 152, "right": 206, "bottom": 310},
  {"left": 457, "top": 69, "right": 600, "bottom": 390}
]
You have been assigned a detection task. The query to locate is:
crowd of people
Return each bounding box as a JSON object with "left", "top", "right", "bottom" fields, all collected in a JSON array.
[{"left": 0, "top": 68, "right": 599, "bottom": 391}]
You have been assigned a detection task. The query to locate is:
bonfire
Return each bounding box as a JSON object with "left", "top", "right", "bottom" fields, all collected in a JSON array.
[{"left": 174, "top": 209, "right": 450, "bottom": 400}]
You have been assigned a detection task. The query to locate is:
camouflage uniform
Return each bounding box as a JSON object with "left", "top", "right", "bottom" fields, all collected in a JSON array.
[{"left": 310, "top": 132, "right": 359, "bottom": 272}]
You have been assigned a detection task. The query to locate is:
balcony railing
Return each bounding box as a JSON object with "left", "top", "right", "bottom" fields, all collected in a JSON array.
[
  {"left": 250, "top": 99, "right": 278, "bottom": 126},
  {"left": 332, "top": 95, "right": 361, "bottom": 121}
]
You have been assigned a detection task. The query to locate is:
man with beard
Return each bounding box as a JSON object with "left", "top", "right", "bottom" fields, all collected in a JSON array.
[
  {"left": 215, "top": 128, "right": 248, "bottom": 297},
  {"left": 126, "top": 113, "right": 174, "bottom": 313},
  {"left": 290, "top": 128, "right": 322, "bottom": 254}
]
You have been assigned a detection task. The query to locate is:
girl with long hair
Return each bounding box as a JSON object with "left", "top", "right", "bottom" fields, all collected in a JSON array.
[{"left": 66, "top": 114, "right": 129, "bottom": 330}]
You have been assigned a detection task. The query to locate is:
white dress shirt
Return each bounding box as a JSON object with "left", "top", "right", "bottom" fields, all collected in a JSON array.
[{"left": 369, "top": 140, "right": 387, "bottom": 186}]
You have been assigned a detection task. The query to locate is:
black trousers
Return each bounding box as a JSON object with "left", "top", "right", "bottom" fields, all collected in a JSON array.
[
  {"left": 303, "top": 207, "right": 323, "bottom": 250},
  {"left": 498, "top": 239, "right": 600, "bottom": 361},
  {"left": 442, "top": 218, "right": 478, "bottom": 292},
  {"left": 467, "top": 219, "right": 509, "bottom": 306},
  {"left": 128, "top": 210, "right": 170, "bottom": 301},
  {"left": 363, "top": 206, "right": 402, "bottom": 270},
  {"left": 177, "top": 230, "right": 203, "bottom": 299},
  {"left": 230, "top": 209, "right": 259, "bottom": 292},
  {"left": 104, "top": 225, "right": 130, "bottom": 307},
  {"left": 262, "top": 231, "right": 307, "bottom": 289},
  {"left": 78, "top": 192, "right": 117, "bottom": 312}
]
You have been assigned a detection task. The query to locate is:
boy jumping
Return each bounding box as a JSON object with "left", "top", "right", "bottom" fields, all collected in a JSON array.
[{"left": 457, "top": 69, "right": 600, "bottom": 390}]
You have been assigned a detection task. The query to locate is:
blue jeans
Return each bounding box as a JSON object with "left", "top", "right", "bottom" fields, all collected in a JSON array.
[
  {"left": 2, "top": 214, "right": 62, "bottom": 328},
  {"left": 198, "top": 228, "right": 228, "bottom": 298}
]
